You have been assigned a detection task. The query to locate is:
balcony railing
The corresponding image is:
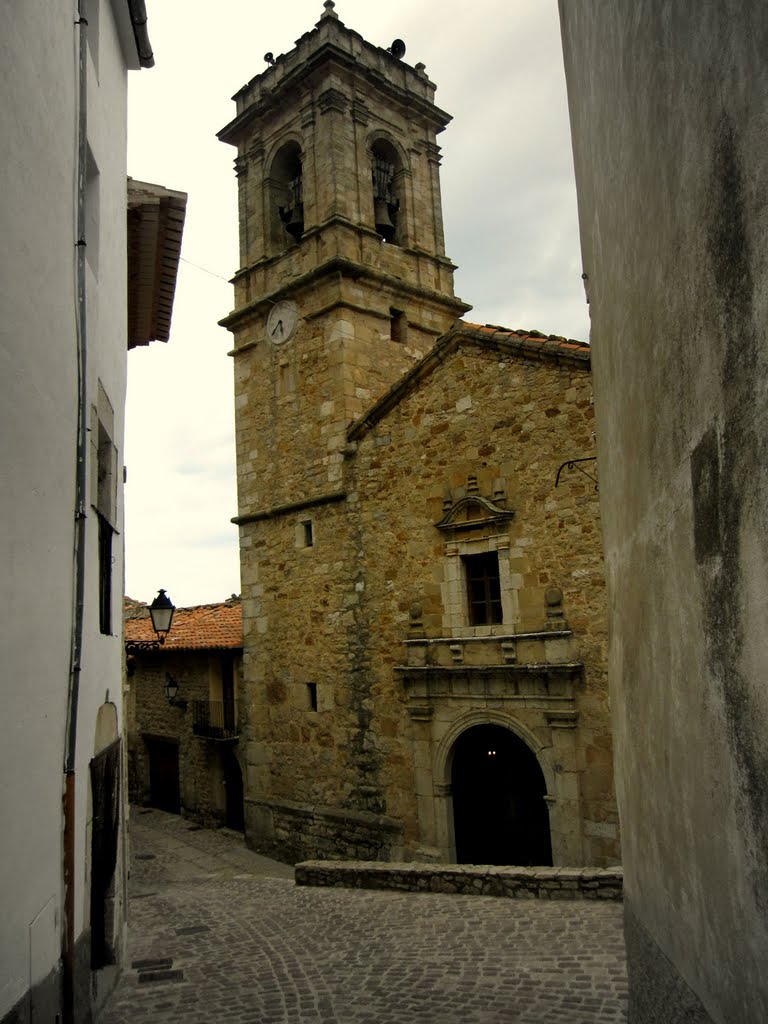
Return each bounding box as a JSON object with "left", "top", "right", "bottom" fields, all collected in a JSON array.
[{"left": 191, "top": 700, "right": 239, "bottom": 741}]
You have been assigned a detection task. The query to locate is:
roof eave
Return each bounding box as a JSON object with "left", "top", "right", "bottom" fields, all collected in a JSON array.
[{"left": 127, "top": 178, "right": 188, "bottom": 350}]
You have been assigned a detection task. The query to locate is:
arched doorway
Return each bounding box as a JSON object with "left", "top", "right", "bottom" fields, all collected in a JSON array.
[{"left": 451, "top": 723, "right": 552, "bottom": 866}]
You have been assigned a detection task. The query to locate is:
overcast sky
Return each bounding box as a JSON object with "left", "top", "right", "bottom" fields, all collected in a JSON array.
[{"left": 124, "top": 0, "right": 588, "bottom": 609}]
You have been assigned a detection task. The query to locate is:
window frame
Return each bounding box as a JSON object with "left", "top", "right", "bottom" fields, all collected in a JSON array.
[
  {"left": 442, "top": 534, "right": 517, "bottom": 637},
  {"left": 463, "top": 551, "right": 503, "bottom": 626}
]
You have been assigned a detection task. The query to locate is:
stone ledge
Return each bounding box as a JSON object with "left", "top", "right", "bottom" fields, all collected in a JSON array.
[{"left": 294, "top": 861, "right": 623, "bottom": 900}]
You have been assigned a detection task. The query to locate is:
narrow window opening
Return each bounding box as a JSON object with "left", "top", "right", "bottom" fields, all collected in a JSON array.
[
  {"left": 98, "top": 513, "right": 113, "bottom": 635},
  {"left": 463, "top": 551, "right": 503, "bottom": 626},
  {"left": 302, "top": 520, "right": 314, "bottom": 547},
  {"left": 390, "top": 308, "right": 407, "bottom": 343},
  {"left": 307, "top": 683, "right": 318, "bottom": 712}
]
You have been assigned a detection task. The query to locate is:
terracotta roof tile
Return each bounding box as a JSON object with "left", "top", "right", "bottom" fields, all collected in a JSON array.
[
  {"left": 464, "top": 322, "right": 589, "bottom": 353},
  {"left": 124, "top": 598, "right": 242, "bottom": 650}
]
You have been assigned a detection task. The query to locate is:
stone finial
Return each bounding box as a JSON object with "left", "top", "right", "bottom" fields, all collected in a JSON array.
[
  {"left": 467, "top": 473, "right": 479, "bottom": 495},
  {"left": 545, "top": 587, "right": 566, "bottom": 627},
  {"left": 322, "top": 0, "right": 339, "bottom": 18},
  {"left": 409, "top": 603, "right": 424, "bottom": 636}
]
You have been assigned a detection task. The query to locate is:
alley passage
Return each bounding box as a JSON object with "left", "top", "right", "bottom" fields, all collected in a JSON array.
[{"left": 101, "top": 808, "right": 628, "bottom": 1023}]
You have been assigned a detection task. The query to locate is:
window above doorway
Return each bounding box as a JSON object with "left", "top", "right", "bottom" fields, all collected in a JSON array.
[{"left": 463, "top": 552, "right": 503, "bottom": 626}]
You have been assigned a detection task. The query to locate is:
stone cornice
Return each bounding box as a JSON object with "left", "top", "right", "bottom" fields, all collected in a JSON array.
[
  {"left": 435, "top": 495, "right": 515, "bottom": 533},
  {"left": 232, "top": 489, "right": 346, "bottom": 526},
  {"left": 219, "top": 38, "right": 447, "bottom": 148},
  {"left": 219, "top": 253, "right": 470, "bottom": 334}
]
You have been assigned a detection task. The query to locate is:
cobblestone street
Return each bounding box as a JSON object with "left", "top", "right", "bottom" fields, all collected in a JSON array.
[{"left": 101, "top": 809, "right": 628, "bottom": 1023}]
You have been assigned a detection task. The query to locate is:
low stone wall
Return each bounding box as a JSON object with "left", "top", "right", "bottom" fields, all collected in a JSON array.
[
  {"left": 294, "top": 861, "right": 623, "bottom": 900},
  {"left": 246, "top": 799, "right": 405, "bottom": 864}
]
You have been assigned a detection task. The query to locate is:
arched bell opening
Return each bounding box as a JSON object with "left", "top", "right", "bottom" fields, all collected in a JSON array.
[
  {"left": 268, "top": 140, "right": 304, "bottom": 246},
  {"left": 450, "top": 723, "right": 553, "bottom": 866},
  {"left": 370, "top": 137, "right": 403, "bottom": 244}
]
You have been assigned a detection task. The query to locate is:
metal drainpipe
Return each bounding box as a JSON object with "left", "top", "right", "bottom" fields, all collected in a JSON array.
[{"left": 63, "top": 3, "right": 89, "bottom": 1020}]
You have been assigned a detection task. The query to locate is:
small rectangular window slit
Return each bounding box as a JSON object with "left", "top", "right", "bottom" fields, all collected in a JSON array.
[
  {"left": 307, "top": 683, "right": 318, "bottom": 712},
  {"left": 390, "top": 308, "right": 407, "bottom": 343},
  {"left": 302, "top": 520, "right": 313, "bottom": 547}
]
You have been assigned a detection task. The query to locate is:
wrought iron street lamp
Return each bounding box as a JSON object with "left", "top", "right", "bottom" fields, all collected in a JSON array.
[
  {"left": 163, "top": 673, "right": 187, "bottom": 709},
  {"left": 125, "top": 589, "right": 176, "bottom": 655},
  {"left": 164, "top": 674, "right": 179, "bottom": 701}
]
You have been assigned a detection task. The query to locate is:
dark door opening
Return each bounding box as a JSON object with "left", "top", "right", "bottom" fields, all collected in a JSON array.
[
  {"left": 451, "top": 723, "right": 552, "bottom": 866},
  {"left": 90, "top": 738, "right": 121, "bottom": 968},
  {"left": 146, "top": 737, "right": 180, "bottom": 814},
  {"left": 223, "top": 752, "right": 244, "bottom": 831}
]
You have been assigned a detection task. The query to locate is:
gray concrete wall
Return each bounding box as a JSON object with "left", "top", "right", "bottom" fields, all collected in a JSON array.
[{"left": 558, "top": 3, "right": 768, "bottom": 1022}]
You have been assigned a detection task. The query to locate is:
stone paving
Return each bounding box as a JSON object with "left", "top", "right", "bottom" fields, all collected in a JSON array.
[{"left": 101, "top": 808, "right": 628, "bottom": 1023}]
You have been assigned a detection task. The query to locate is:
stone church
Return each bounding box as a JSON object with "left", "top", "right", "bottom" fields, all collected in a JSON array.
[{"left": 218, "top": 1, "right": 618, "bottom": 867}]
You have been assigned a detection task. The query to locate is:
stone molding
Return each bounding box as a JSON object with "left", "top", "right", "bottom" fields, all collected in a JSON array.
[
  {"left": 221, "top": 253, "right": 469, "bottom": 333},
  {"left": 434, "top": 494, "right": 515, "bottom": 533},
  {"left": 232, "top": 489, "right": 346, "bottom": 526}
]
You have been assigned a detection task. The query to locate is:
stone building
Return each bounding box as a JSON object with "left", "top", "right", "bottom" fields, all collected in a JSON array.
[
  {"left": 125, "top": 599, "right": 245, "bottom": 830},
  {"left": 218, "top": 2, "right": 617, "bottom": 867},
  {"left": 560, "top": 2, "right": 768, "bottom": 1021}
]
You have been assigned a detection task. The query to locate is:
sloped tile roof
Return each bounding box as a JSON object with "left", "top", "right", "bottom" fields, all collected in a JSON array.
[
  {"left": 124, "top": 597, "right": 242, "bottom": 650},
  {"left": 348, "top": 319, "right": 590, "bottom": 442},
  {"left": 463, "top": 322, "right": 590, "bottom": 356}
]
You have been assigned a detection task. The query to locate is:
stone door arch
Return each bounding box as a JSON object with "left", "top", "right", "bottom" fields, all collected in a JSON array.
[
  {"left": 418, "top": 709, "right": 580, "bottom": 864},
  {"left": 450, "top": 723, "right": 552, "bottom": 866}
]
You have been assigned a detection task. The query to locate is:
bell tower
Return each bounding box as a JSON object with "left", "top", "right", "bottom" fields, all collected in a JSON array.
[{"left": 219, "top": 0, "right": 470, "bottom": 514}]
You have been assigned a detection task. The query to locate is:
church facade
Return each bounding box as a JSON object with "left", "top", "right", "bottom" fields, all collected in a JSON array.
[{"left": 219, "top": 1, "right": 618, "bottom": 867}]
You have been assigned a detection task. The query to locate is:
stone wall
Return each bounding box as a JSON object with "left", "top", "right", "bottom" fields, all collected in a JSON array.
[
  {"left": 127, "top": 650, "right": 244, "bottom": 829},
  {"left": 295, "top": 861, "right": 623, "bottom": 901},
  {"left": 238, "top": 331, "right": 619, "bottom": 867},
  {"left": 245, "top": 799, "right": 404, "bottom": 864}
]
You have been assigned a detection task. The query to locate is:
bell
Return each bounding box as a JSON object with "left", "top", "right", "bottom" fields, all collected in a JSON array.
[
  {"left": 374, "top": 198, "right": 396, "bottom": 242},
  {"left": 279, "top": 204, "right": 304, "bottom": 241}
]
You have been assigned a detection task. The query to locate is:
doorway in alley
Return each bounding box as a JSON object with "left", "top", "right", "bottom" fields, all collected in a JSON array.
[
  {"left": 145, "top": 736, "right": 180, "bottom": 814},
  {"left": 451, "top": 723, "right": 552, "bottom": 866},
  {"left": 223, "top": 751, "right": 244, "bottom": 831}
]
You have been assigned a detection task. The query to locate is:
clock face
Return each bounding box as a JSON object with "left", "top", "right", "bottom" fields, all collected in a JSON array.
[{"left": 266, "top": 300, "right": 298, "bottom": 345}]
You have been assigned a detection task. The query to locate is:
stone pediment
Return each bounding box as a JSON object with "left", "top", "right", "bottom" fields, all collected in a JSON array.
[{"left": 435, "top": 495, "right": 514, "bottom": 533}]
